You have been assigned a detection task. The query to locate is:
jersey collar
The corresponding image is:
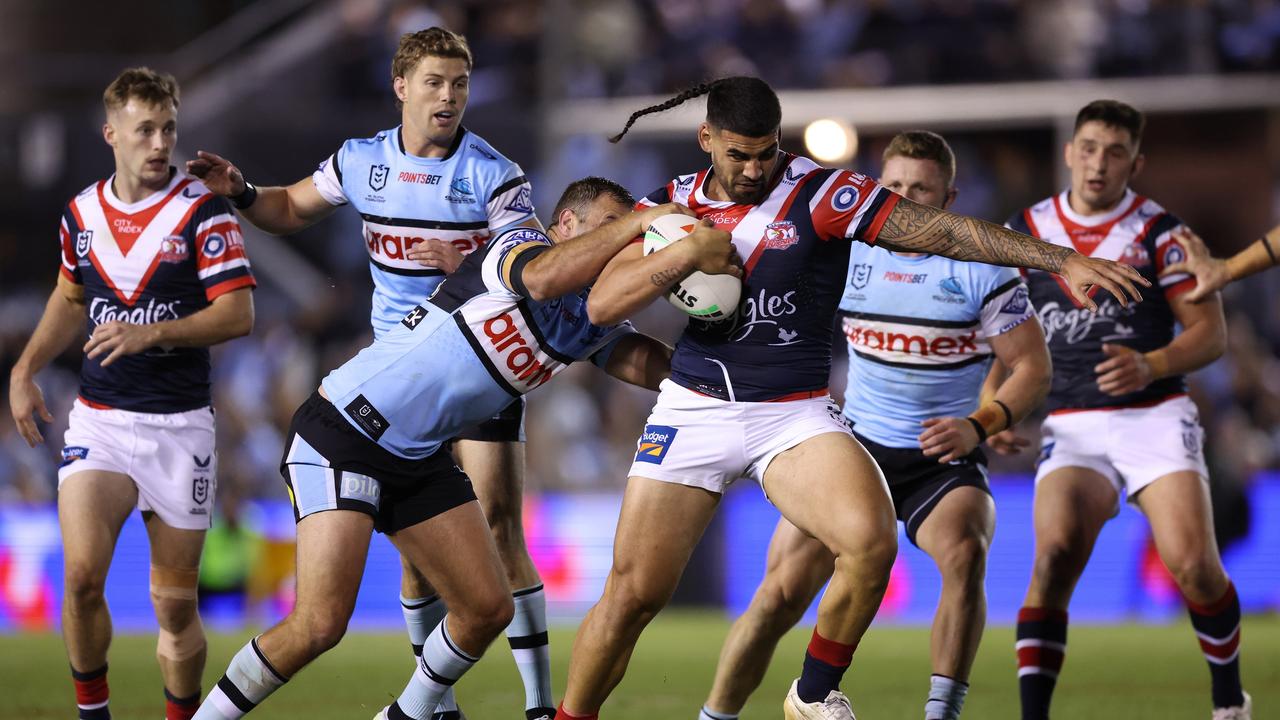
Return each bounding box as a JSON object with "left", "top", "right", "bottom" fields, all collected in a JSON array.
[
  {"left": 397, "top": 125, "right": 467, "bottom": 163},
  {"left": 102, "top": 167, "right": 181, "bottom": 214}
]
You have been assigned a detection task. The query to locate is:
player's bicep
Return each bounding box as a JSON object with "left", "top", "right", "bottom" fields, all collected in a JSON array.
[
  {"left": 1169, "top": 286, "right": 1225, "bottom": 334},
  {"left": 57, "top": 272, "right": 85, "bottom": 305},
  {"left": 288, "top": 177, "right": 340, "bottom": 225},
  {"left": 988, "top": 316, "right": 1048, "bottom": 372}
]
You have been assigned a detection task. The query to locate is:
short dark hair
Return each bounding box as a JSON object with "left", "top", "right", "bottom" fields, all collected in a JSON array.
[
  {"left": 883, "top": 131, "right": 956, "bottom": 188},
  {"left": 103, "top": 67, "right": 179, "bottom": 114},
  {"left": 551, "top": 177, "right": 636, "bottom": 223},
  {"left": 609, "top": 76, "right": 781, "bottom": 143},
  {"left": 1074, "top": 99, "right": 1145, "bottom": 146}
]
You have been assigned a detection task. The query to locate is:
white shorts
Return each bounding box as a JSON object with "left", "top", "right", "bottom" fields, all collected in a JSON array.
[
  {"left": 626, "top": 379, "right": 852, "bottom": 495},
  {"left": 1035, "top": 395, "right": 1208, "bottom": 510},
  {"left": 58, "top": 399, "right": 218, "bottom": 530}
]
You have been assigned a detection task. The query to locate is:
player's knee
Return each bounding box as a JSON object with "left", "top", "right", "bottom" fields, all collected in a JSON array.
[
  {"left": 156, "top": 613, "right": 206, "bottom": 663},
  {"left": 453, "top": 588, "right": 514, "bottom": 639},
  {"left": 64, "top": 562, "right": 109, "bottom": 608},
  {"left": 938, "top": 534, "right": 989, "bottom": 589},
  {"left": 1165, "top": 552, "right": 1225, "bottom": 601},
  {"left": 606, "top": 571, "right": 673, "bottom": 625},
  {"left": 1031, "top": 541, "right": 1085, "bottom": 593},
  {"left": 299, "top": 607, "right": 351, "bottom": 654},
  {"left": 752, "top": 581, "right": 810, "bottom": 632}
]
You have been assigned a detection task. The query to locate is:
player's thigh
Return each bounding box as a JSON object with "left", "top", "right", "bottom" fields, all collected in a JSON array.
[
  {"left": 1134, "top": 471, "right": 1223, "bottom": 574},
  {"left": 292, "top": 509, "right": 375, "bottom": 620},
  {"left": 1032, "top": 466, "right": 1116, "bottom": 554},
  {"left": 915, "top": 486, "right": 996, "bottom": 571},
  {"left": 144, "top": 513, "right": 206, "bottom": 570},
  {"left": 452, "top": 438, "right": 525, "bottom": 518},
  {"left": 762, "top": 432, "right": 895, "bottom": 556},
  {"left": 58, "top": 470, "right": 138, "bottom": 582},
  {"left": 759, "top": 517, "right": 835, "bottom": 614},
  {"left": 389, "top": 500, "right": 508, "bottom": 617},
  {"left": 608, "top": 475, "right": 721, "bottom": 603}
]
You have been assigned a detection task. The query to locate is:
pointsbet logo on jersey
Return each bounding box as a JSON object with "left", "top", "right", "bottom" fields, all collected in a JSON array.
[{"left": 635, "top": 425, "right": 678, "bottom": 464}]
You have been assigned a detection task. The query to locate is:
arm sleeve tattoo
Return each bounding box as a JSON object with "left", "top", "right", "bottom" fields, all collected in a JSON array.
[{"left": 876, "top": 197, "right": 1073, "bottom": 273}]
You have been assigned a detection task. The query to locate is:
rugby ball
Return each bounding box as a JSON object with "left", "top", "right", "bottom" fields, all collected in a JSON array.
[{"left": 642, "top": 214, "right": 741, "bottom": 321}]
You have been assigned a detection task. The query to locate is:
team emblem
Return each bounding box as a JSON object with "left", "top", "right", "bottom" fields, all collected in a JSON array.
[
  {"left": 159, "top": 235, "right": 189, "bottom": 263},
  {"left": 849, "top": 263, "right": 872, "bottom": 290},
  {"left": 831, "top": 185, "right": 861, "bottom": 212},
  {"left": 763, "top": 221, "right": 798, "bottom": 251},
  {"left": 1121, "top": 242, "right": 1152, "bottom": 267},
  {"left": 447, "top": 176, "right": 476, "bottom": 204},
  {"left": 940, "top": 277, "right": 965, "bottom": 297},
  {"left": 368, "top": 164, "right": 390, "bottom": 192},
  {"left": 202, "top": 234, "right": 226, "bottom": 258},
  {"left": 75, "top": 230, "right": 93, "bottom": 258},
  {"left": 1162, "top": 243, "right": 1185, "bottom": 268}
]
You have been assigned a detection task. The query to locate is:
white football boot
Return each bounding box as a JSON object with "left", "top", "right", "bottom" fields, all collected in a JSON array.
[
  {"left": 1212, "top": 691, "right": 1252, "bottom": 720},
  {"left": 783, "top": 679, "right": 856, "bottom": 720}
]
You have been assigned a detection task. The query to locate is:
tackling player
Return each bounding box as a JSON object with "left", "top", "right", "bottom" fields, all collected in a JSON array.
[
  {"left": 189, "top": 180, "right": 738, "bottom": 720},
  {"left": 554, "top": 77, "right": 1145, "bottom": 720},
  {"left": 7, "top": 68, "right": 255, "bottom": 720},
  {"left": 696, "top": 131, "right": 1051, "bottom": 720},
  {"left": 1008, "top": 100, "right": 1250, "bottom": 720},
  {"left": 187, "top": 27, "right": 548, "bottom": 719}
]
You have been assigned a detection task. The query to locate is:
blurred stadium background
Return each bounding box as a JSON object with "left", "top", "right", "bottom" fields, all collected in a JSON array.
[{"left": 1, "top": 0, "right": 1279, "bottom": 716}]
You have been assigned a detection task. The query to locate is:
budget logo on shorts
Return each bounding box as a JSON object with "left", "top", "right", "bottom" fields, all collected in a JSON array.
[
  {"left": 60, "top": 446, "right": 89, "bottom": 467},
  {"left": 635, "top": 425, "right": 678, "bottom": 464}
]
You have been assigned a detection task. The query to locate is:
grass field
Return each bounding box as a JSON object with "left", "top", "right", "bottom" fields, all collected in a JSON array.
[{"left": 4, "top": 612, "right": 1277, "bottom": 719}]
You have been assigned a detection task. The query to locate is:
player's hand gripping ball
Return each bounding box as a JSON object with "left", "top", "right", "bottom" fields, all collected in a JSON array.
[{"left": 642, "top": 213, "right": 741, "bottom": 321}]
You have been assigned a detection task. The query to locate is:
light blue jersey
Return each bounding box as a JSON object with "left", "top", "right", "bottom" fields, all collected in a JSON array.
[
  {"left": 838, "top": 245, "right": 1034, "bottom": 448},
  {"left": 321, "top": 228, "right": 634, "bottom": 459},
  {"left": 312, "top": 126, "right": 535, "bottom": 337}
]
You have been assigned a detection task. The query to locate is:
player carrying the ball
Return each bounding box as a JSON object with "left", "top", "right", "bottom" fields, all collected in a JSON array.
[{"left": 553, "top": 77, "right": 1146, "bottom": 720}]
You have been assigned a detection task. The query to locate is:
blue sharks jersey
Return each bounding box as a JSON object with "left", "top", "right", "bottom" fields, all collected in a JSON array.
[
  {"left": 320, "top": 227, "right": 634, "bottom": 459},
  {"left": 312, "top": 126, "right": 535, "bottom": 337},
  {"left": 838, "top": 245, "right": 1034, "bottom": 448}
]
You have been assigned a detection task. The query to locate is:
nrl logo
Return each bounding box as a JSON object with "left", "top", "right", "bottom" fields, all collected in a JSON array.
[
  {"left": 369, "top": 164, "right": 390, "bottom": 192},
  {"left": 75, "top": 230, "right": 93, "bottom": 258},
  {"left": 849, "top": 263, "right": 872, "bottom": 290}
]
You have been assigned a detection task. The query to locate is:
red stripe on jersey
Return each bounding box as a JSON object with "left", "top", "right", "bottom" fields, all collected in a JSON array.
[
  {"left": 205, "top": 275, "right": 256, "bottom": 301},
  {"left": 194, "top": 221, "right": 244, "bottom": 270},
  {"left": 97, "top": 178, "right": 194, "bottom": 257},
  {"left": 60, "top": 223, "right": 74, "bottom": 267},
  {"left": 78, "top": 395, "right": 115, "bottom": 410},
  {"left": 686, "top": 169, "right": 711, "bottom": 212},
  {"left": 1023, "top": 208, "right": 1042, "bottom": 239},
  {"left": 1051, "top": 193, "right": 1145, "bottom": 257},
  {"left": 861, "top": 191, "right": 901, "bottom": 244},
  {"left": 741, "top": 173, "right": 817, "bottom": 277},
  {"left": 60, "top": 265, "right": 78, "bottom": 283},
  {"left": 1163, "top": 277, "right": 1197, "bottom": 300},
  {"left": 1047, "top": 392, "right": 1187, "bottom": 415}
]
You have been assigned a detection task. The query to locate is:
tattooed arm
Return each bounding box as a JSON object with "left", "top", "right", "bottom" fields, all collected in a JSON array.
[
  {"left": 587, "top": 219, "right": 739, "bottom": 326},
  {"left": 876, "top": 197, "right": 1149, "bottom": 311}
]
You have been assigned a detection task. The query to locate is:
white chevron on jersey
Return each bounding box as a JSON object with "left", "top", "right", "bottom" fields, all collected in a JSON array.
[{"left": 69, "top": 174, "right": 212, "bottom": 305}]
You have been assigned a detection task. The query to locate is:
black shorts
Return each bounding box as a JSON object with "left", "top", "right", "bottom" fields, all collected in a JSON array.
[
  {"left": 281, "top": 392, "right": 476, "bottom": 534},
  {"left": 854, "top": 431, "right": 991, "bottom": 547},
  {"left": 452, "top": 396, "right": 525, "bottom": 443}
]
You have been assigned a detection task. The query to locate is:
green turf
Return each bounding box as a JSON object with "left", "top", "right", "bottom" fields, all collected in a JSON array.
[{"left": 4, "top": 612, "right": 1276, "bottom": 718}]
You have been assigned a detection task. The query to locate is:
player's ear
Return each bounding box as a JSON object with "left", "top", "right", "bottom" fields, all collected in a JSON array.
[
  {"left": 557, "top": 207, "right": 577, "bottom": 238},
  {"left": 943, "top": 187, "right": 958, "bottom": 211},
  {"left": 1130, "top": 153, "right": 1145, "bottom": 181},
  {"left": 697, "top": 122, "right": 713, "bottom": 154},
  {"left": 1062, "top": 139, "right": 1074, "bottom": 170},
  {"left": 102, "top": 121, "right": 115, "bottom": 148},
  {"left": 393, "top": 75, "right": 408, "bottom": 105}
]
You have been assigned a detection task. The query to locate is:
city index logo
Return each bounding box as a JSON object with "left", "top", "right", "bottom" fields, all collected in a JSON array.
[
  {"left": 366, "top": 231, "right": 489, "bottom": 261},
  {"left": 844, "top": 322, "right": 979, "bottom": 358},
  {"left": 634, "top": 424, "right": 678, "bottom": 464},
  {"left": 482, "top": 312, "right": 557, "bottom": 389}
]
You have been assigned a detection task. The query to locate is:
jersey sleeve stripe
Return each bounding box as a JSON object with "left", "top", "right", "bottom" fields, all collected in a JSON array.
[
  {"left": 851, "top": 188, "right": 900, "bottom": 243},
  {"left": 807, "top": 170, "right": 842, "bottom": 215},
  {"left": 1162, "top": 277, "right": 1197, "bottom": 299},
  {"left": 60, "top": 265, "right": 78, "bottom": 282},
  {"left": 981, "top": 277, "right": 1023, "bottom": 307},
  {"left": 501, "top": 242, "right": 551, "bottom": 297},
  {"left": 332, "top": 148, "right": 344, "bottom": 183},
  {"left": 204, "top": 274, "right": 257, "bottom": 301},
  {"left": 840, "top": 309, "right": 978, "bottom": 330},
  {"left": 489, "top": 174, "right": 529, "bottom": 202},
  {"left": 198, "top": 256, "right": 251, "bottom": 280}
]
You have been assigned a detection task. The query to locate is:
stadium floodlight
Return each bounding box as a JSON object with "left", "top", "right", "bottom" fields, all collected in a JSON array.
[{"left": 803, "top": 118, "right": 857, "bottom": 164}]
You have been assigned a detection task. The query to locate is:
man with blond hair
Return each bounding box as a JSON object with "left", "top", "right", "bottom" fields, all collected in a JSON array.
[
  {"left": 8, "top": 67, "right": 256, "bottom": 720},
  {"left": 189, "top": 27, "right": 548, "bottom": 719}
]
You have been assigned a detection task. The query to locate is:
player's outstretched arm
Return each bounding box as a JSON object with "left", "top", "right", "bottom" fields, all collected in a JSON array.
[
  {"left": 186, "top": 151, "right": 337, "bottom": 235},
  {"left": 586, "top": 219, "right": 740, "bottom": 326},
  {"left": 920, "top": 319, "right": 1051, "bottom": 463},
  {"left": 601, "top": 334, "right": 673, "bottom": 391},
  {"left": 1094, "top": 290, "right": 1226, "bottom": 397},
  {"left": 1162, "top": 225, "right": 1280, "bottom": 302},
  {"left": 8, "top": 274, "right": 86, "bottom": 446},
  {"left": 84, "top": 288, "right": 254, "bottom": 368},
  {"left": 875, "top": 197, "right": 1150, "bottom": 312}
]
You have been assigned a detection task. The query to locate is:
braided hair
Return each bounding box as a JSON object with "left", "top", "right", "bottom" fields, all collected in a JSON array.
[{"left": 609, "top": 76, "right": 781, "bottom": 143}]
